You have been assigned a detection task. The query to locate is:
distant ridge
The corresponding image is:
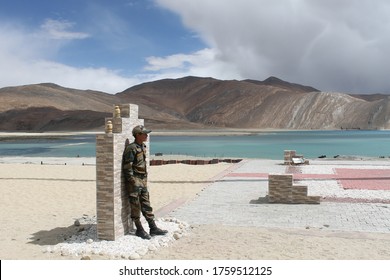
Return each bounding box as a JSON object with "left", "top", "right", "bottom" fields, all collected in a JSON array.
[
  {"left": 245, "top": 76, "right": 320, "bottom": 93},
  {"left": 0, "top": 107, "right": 110, "bottom": 131},
  {"left": 1, "top": 76, "right": 390, "bottom": 131}
]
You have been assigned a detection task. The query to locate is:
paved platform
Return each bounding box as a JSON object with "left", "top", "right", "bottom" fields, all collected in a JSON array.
[{"left": 167, "top": 159, "right": 390, "bottom": 233}]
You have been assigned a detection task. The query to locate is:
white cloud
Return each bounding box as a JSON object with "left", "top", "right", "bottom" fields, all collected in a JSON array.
[
  {"left": 154, "top": 0, "right": 390, "bottom": 93},
  {"left": 40, "top": 19, "right": 90, "bottom": 40},
  {"left": 2, "top": 59, "right": 140, "bottom": 93},
  {"left": 0, "top": 19, "right": 138, "bottom": 93},
  {"left": 144, "top": 48, "right": 242, "bottom": 80}
]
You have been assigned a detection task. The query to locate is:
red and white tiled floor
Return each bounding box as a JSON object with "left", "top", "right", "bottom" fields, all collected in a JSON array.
[{"left": 224, "top": 159, "right": 390, "bottom": 203}]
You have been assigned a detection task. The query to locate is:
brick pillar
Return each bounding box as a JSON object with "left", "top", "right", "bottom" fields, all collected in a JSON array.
[
  {"left": 284, "top": 150, "right": 296, "bottom": 165},
  {"left": 96, "top": 104, "right": 149, "bottom": 240}
]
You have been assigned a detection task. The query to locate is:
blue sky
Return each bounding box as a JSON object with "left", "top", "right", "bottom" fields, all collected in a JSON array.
[{"left": 1, "top": 0, "right": 390, "bottom": 94}]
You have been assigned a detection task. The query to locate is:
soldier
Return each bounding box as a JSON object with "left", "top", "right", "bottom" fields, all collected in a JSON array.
[{"left": 122, "top": 125, "right": 168, "bottom": 240}]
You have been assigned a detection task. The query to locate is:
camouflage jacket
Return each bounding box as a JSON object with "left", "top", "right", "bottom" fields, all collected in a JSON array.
[{"left": 122, "top": 141, "right": 147, "bottom": 180}]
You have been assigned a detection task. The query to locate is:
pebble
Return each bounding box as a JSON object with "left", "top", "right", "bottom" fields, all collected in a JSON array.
[
  {"left": 148, "top": 245, "right": 157, "bottom": 251},
  {"left": 136, "top": 248, "right": 148, "bottom": 256},
  {"left": 129, "top": 253, "right": 140, "bottom": 260},
  {"left": 173, "top": 232, "right": 181, "bottom": 240}
]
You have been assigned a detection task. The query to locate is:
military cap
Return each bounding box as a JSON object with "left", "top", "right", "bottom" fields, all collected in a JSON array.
[{"left": 132, "top": 125, "right": 152, "bottom": 136}]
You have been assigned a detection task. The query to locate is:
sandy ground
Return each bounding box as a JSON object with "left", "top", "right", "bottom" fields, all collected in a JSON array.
[{"left": 0, "top": 159, "right": 389, "bottom": 260}]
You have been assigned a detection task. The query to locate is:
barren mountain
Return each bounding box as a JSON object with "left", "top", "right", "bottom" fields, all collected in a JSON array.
[
  {"left": 0, "top": 82, "right": 203, "bottom": 131},
  {"left": 118, "top": 76, "right": 390, "bottom": 130},
  {"left": 0, "top": 83, "right": 117, "bottom": 112},
  {"left": 1, "top": 76, "right": 389, "bottom": 131}
]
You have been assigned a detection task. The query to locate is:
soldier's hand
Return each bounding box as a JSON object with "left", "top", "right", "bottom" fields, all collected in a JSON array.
[{"left": 129, "top": 176, "right": 136, "bottom": 185}]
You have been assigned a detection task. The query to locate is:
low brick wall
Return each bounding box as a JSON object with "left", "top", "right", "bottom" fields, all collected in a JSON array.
[{"left": 150, "top": 158, "right": 242, "bottom": 166}]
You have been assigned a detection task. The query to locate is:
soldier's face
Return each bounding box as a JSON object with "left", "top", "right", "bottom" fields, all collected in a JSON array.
[{"left": 136, "top": 133, "right": 148, "bottom": 143}]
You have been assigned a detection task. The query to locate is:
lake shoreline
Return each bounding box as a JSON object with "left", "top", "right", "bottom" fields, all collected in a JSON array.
[{"left": 1, "top": 128, "right": 389, "bottom": 138}]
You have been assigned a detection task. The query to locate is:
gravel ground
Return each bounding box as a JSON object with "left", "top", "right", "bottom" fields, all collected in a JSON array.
[{"left": 44, "top": 217, "right": 190, "bottom": 260}]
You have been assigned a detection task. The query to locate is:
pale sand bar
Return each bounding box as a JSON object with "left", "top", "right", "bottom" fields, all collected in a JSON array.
[{"left": 0, "top": 157, "right": 389, "bottom": 260}]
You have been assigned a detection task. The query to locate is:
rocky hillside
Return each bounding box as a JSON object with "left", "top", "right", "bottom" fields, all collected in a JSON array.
[{"left": 0, "top": 77, "right": 389, "bottom": 131}]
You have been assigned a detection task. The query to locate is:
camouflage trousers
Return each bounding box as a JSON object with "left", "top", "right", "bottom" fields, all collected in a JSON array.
[{"left": 128, "top": 176, "right": 154, "bottom": 222}]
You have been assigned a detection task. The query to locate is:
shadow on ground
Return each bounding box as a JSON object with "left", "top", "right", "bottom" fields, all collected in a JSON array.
[
  {"left": 28, "top": 224, "right": 94, "bottom": 246},
  {"left": 249, "top": 196, "right": 269, "bottom": 204}
]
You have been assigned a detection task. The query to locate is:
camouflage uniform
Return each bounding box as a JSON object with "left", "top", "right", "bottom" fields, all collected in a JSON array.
[
  {"left": 122, "top": 141, "right": 154, "bottom": 223},
  {"left": 122, "top": 125, "right": 167, "bottom": 240}
]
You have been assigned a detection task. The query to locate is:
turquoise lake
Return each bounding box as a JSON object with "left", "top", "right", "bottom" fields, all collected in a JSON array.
[{"left": 0, "top": 130, "right": 389, "bottom": 159}]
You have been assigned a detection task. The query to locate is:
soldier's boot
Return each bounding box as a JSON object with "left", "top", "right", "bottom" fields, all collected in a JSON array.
[
  {"left": 134, "top": 219, "right": 151, "bottom": 240},
  {"left": 148, "top": 219, "right": 168, "bottom": 236}
]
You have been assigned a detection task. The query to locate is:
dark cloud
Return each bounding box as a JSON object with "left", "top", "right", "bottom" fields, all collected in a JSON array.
[{"left": 157, "top": 0, "right": 390, "bottom": 93}]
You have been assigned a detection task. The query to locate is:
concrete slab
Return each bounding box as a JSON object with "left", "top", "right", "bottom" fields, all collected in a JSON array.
[{"left": 167, "top": 159, "right": 390, "bottom": 233}]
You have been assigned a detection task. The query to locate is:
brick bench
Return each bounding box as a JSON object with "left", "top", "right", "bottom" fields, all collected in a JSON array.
[
  {"left": 284, "top": 150, "right": 309, "bottom": 165},
  {"left": 268, "top": 174, "right": 320, "bottom": 204}
]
